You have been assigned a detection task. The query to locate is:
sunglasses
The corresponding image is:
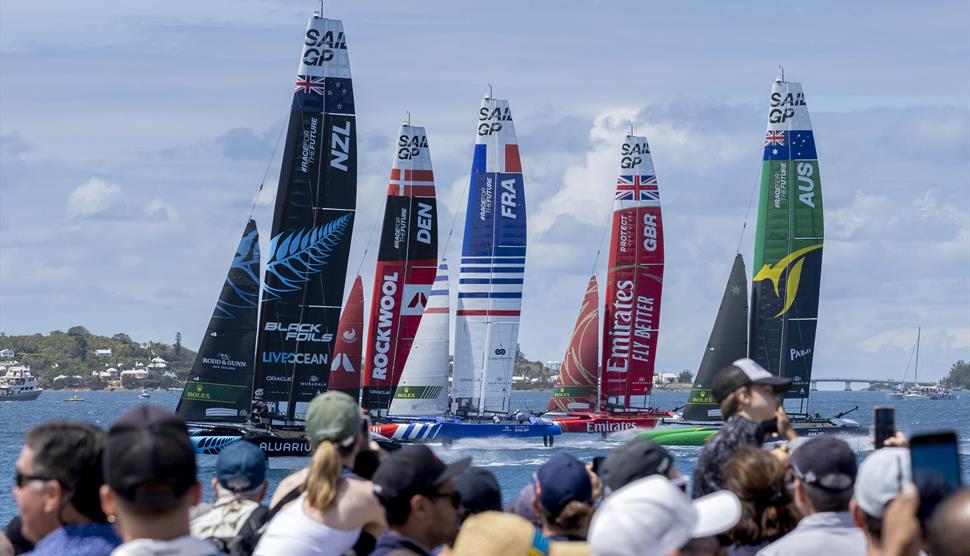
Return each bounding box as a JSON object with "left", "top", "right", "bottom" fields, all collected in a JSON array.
[
  {"left": 15, "top": 471, "right": 55, "bottom": 488},
  {"left": 426, "top": 490, "right": 461, "bottom": 509}
]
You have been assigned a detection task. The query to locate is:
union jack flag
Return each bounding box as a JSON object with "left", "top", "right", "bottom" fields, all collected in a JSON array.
[
  {"left": 295, "top": 75, "right": 326, "bottom": 95},
  {"left": 615, "top": 175, "right": 659, "bottom": 201},
  {"left": 765, "top": 130, "right": 785, "bottom": 146}
]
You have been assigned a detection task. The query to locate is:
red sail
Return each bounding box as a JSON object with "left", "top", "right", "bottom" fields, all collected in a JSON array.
[
  {"left": 548, "top": 276, "right": 599, "bottom": 413},
  {"left": 328, "top": 275, "right": 364, "bottom": 400},
  {"left": 601, "top": 136, "right": 664, "bottom": 409},
  {"left": 361, "top": 125, "right": 439, "bottom": 412}
]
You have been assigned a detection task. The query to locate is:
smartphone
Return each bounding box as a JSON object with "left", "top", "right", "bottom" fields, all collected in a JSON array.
[
  {"left": 910, "top": 431, "right": 962, "bottom": 521},
  {"left": 873, "top": 406, "right": 896, "bottom": 448}
]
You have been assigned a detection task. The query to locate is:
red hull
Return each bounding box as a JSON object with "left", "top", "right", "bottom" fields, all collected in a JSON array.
[{"left": 552, "top": 412, "right": 673, "bottom": 434}]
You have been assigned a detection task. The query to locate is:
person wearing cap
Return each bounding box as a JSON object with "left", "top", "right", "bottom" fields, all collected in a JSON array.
[
  {"left": 588, "top": 475, "right": 742, "bottom": 556},
  {"left": 99, "top": 404, "right": 217, "bottom": 556},
  {"left": 850, "top": 447, "right": 913, "bottom": 556},
  {"left": 452, "top": 467, "right": 502, "bottom": 522},
  {"left": 189, "top": 441, "right": 268, "bottom": 546},
  {"left": 533, "top": 452, "right": 596, "bottom": 541},
  {"left": 452, "top": 511, "right": 590, "bottom": 556},
  {"left": 722, "top": 446, "right": 800, "bottom": 556},
  {"left": 12, "top": 421, "right": 120, "bottom": 555},
  {"left": 254, "top": 391, "right": 386, "bottom": 556},
  {"left": 692, "top": 358, "right": 796, "bottom": 498},
  {"left": 598, "top": 438, "right": 682, "bottom": 494},
  {"left": 370, "top": 444, "right": 470, "bottom": 556},
  {"left": 756, "top": 436, "right": 864, "bottom": 556}
]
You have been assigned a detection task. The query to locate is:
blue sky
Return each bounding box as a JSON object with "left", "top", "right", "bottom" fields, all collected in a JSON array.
[{"left": 1, "top": 1, "right": 968, "bottom": 382}]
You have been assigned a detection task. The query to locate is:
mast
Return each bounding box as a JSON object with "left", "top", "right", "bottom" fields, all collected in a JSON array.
[
  {"left": 682, "top": 254, "right": 748, "bottom": 421},
  {"left": 601, "top": 134, "right": 664, "bottom": 412},
  {"left": 749, "top": 76, "right": 823, "bottom": 403},
  {"left": 253, "top": 13, "right": 357, "bottom": 424},
  {"left": 547, "top": 276, "right": 599, "bottom": 413},
  {"left": 453, "top": 94, "right": 527, "bottom": 416},
  {"left": 177, "top": 220, "right": 260, "bottom": 423},
  {"left": 362, "top": 123, "right": 439, "bottom": 413},
  {"left": 914, "top": 326, "right": 920, "bottom": 386}
]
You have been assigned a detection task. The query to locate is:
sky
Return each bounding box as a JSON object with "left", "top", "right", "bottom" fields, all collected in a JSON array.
[{"left": 1, "top": 1, "right": 968, "bottom": 383}]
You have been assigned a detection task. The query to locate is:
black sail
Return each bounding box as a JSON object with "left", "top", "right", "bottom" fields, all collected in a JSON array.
[
  {"left": 177, "top": 220, "right": 260, "bottom": 423},
  {"left": 253, "top": 14, "right": 357, "bottom": 423},
  {"left": 683, "top": 254, "right": 748, "bottom": 421}
]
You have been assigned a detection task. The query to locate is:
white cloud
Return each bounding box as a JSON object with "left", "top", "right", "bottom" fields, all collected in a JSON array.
[
  {"left": 144, "top": 198, "right": 179, "bottom": 222},
  {"left": 66, "top": 178, "right": 122, "bottom": 218}
]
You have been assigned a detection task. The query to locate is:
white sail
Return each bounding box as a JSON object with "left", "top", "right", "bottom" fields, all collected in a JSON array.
[
  {"left": 389, "top": 261, "right": 451, "bottom": 416},
  {"left": 453, "top": 96, "right": 526, "bottom": 415}
]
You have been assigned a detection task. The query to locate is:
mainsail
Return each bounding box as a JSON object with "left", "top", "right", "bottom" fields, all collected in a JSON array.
[
  {"left": 389, "top": 260, "right": 451, "bottom": 416},
  {"left": 253, "top": 14, "right": 357, "bottom": 423},
  {"left": 328, "top": 275, "right": 363, "bottom": 401},
  {"left": 177, "top": 220, "right": 260, "bottom": 422},
  {"left": 362, "top": 124, "right": 439, "bottom": 412},
  {"left": 547, "top": 276, "right": 599, "bottom": 413},
  {"left": 683, "top": 254, "right": 749, "bottom": 421},
  {"left": 749, "top": 79, "right": 823, "bottom": 401},
  {"left": 601, "top": 135, "right": 664, "bottom": 410},
  {"left": 453, "top": 96, "right": 527, "bottom": 415}
]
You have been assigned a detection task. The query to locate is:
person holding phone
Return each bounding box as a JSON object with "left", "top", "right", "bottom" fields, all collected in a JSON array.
[{"left": 850, "top": 447, "right": 912, "bottom": 556}]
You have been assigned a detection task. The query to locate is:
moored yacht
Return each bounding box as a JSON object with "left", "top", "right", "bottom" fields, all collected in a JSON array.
[{"left": 0, "top": 364, "right": 43, "bottom": 401}]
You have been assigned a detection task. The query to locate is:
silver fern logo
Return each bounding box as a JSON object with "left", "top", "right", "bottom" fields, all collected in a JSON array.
[
  {"left": 215, "top": 227, "right": 260, "bottom": 319},
  {"left": 263, "top": 214, "right": 352, "bottom": 300}
]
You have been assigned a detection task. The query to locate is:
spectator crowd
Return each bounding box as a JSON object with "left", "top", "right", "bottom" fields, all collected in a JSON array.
[{"left": 5, "top": 359, "right": 968, "bottom": 556}]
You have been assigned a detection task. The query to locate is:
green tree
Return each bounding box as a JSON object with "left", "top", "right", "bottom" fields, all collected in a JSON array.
[
  {"left": 943, "top": 360, "right": 970, "bottom": 389},
  {"left": 677, "top": 369, "right": 694, "bottom": 384},
  {"left": 175, "top": 332, "right": 182, "bottom": 357}
]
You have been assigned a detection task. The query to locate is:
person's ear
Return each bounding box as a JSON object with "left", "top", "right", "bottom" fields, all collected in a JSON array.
[
  {"left": 210, "top": 478, "right": 219, "bottom": 493},
  {"left": 100, "top": 484, "right": 117, "bottom": 518},
  {"left": 259, "top": 480, "right": 269, "bottom": 502},
  {"left": 190, "top": 482, "right": 202, "bottom": 506},
  {"left": 410, "top": 494, "right": 428, "bottom": 520},
  {"left": 850, "top": 499, "right": 864, "bottom": 528},
  {"left": 735, "top": 386, "right": 751, "bottom": 405},
  {"left": 42, "top": 480, "right": 63, "bottom": 513}
]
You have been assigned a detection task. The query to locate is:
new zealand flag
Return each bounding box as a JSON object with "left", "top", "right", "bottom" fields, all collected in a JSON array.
[{"left": 295, "top": 77, "right": 355, "bottom": 115}]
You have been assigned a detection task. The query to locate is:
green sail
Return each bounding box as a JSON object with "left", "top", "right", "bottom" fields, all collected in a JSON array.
[{"left": 749, "top": 79, "right": 824, "bottom": 400}]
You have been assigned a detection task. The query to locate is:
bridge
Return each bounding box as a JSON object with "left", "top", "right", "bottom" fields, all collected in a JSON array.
[{"left": 810, "top": 378, "right": 936, "bottom": 392}]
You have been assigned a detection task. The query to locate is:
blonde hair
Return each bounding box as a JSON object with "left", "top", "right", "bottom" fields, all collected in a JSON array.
[{"left": 305, "top": 440, "right": 343, "bottom": 511}]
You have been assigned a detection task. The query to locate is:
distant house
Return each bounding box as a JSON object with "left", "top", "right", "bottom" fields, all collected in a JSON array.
[
  {"left": 654, "top": 372, "right": 678, "bottom": 384},
  {"left": 162, "top": 371, "right": 178, "bottom": 379},
  {"left": 53, "top": 374, "right": 69, "bottom": 382},
  {"left": 0, "top": 349, "right": 15, "bottom": 359},
  {"left": 99, "top": 367, "right": 120, "bottom": 380},
  {"left": 95, "top": 349, "right": 112, "bottom": 358},
  {"left": 121, "top": 369, "right": 150, "bottom": 380},
  {"left": 147, "top": 356, "right": 168, "bottom": 370}
]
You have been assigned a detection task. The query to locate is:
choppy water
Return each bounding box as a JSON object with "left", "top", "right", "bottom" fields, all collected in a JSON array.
[{"left": 2, "top": 389, "right": 968, "bottom": 523}]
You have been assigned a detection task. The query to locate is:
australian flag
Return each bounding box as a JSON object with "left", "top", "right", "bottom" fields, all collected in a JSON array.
[
  {"left": 295, "top": 76, "right": 355, "bottom": 115},
  {"left": 790, "top": 130, "right": 817, "bottom": 160}
]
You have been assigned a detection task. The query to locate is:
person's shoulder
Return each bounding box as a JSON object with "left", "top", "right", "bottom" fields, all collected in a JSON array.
[{"left": 269, "top": 468, "right": 309, "bottom": 507}]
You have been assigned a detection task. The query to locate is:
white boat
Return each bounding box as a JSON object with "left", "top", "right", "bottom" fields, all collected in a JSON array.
[
  {"left": 0, "top": 365, "right": 43, "bottom": 401},
  {"left": 138, "top": 388, "right": 150, "bottom": 399}
]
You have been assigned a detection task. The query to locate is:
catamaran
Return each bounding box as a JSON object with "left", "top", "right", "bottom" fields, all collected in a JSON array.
[
  {"left": 176, "top": 10, "right": 362, "bottom": 457},
  {"left": 640, "top": 75, "right": 862, "bottom": 446},
  {"left": 550, "top": 134, "right": 673, "bottom": 434}
]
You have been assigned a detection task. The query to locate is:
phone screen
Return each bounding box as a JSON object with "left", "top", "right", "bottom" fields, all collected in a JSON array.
[
  {"left": 874, "top": 406, "right": 895, "bottom": 448},
  {"left": 910, "top": 432, "right": 962, "bottom": 520}
]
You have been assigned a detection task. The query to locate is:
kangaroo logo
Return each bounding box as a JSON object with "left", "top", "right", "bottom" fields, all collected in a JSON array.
[{"left": 753, "top": 243, "right": 822, "bottom": 317}]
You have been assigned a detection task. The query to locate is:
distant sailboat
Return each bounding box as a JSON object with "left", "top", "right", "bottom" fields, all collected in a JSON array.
[
  {"left": 546, "top": 276, "right": 599, "bottom": 414},
  {"left": 329, "top": 276, "right": 364, "bottom": 401}
]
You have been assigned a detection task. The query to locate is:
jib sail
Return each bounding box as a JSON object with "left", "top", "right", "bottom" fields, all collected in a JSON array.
[
  {"left": 362, "top": 124, "right": 439, "bottom": 413},
  {"left": 601, "top": 135, "right": 664, "bottom": 411},
  {"left": 547, "top": 276, "right": 599, "bottom": 413},
  {"left": 389, "top": 260, "right": 451, "bottom": 416},
  {"left": 683, "top": 254, "right": 748, "bottom": 421},
  {"left": 328, "top": 275, "right": 364, "bottom": 401},
  {"left": 749, "top": 79, "right": 823, "bottom": 401},
  {"left": 253, "top": 14, "right": 357, "bottom": 423},
  {"left": 453, "top": 96, "right": 527, "bottom": 415},
  {"left": 177, "top": 220, "right": 260, "bottom": 423}
]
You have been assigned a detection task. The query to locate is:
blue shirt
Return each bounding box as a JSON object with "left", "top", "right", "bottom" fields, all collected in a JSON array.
[{"left": 25, "top": 522, "right": 121, "bottom": 556}]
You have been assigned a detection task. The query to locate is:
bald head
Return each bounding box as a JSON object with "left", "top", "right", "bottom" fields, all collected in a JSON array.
[{"left": 926, "top": 487, "right": 970, "bottom": 556}]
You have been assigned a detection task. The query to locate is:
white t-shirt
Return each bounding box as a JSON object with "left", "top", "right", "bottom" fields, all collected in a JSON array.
[
  {"left": 111, "top": 534, "right": 219, "bottom": 556},
  {"left": 254, "top": 493, "right": 362, "bottom": 556}
]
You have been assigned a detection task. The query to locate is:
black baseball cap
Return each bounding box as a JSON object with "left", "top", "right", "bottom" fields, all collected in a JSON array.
[
  {"left": 599, "top": 439, "right": 674, "bottom": 491},
  {"left": 453, "top": 467, "right": 503, "bottom": 514},
  {"left": 790, "top": 436, "right": 857, "bottom": 491},
  {"left": 712, "top": 358, "right": 792, "bottom": 402},
  {"left": 372, "top": 444, "right": 471, "bottom": 505},
  {"left": 535, "top": 452, "right": 592, "bottom": 516},
  {"left": 103, "top": 404, "right": 197, "bottom": 509}
]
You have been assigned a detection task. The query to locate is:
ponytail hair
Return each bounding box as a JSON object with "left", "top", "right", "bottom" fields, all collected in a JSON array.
[{"left": 305, "top": 440, "right": 341, "bottom": 511}]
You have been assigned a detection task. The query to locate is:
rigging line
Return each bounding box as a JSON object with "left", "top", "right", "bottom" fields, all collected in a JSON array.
[
  {"left": 590, "top": 197, "right": 614, "bottom": 276},
  {"left": 735, "top": 167, "right": 760, "bottom": 255},
  {"left": 353, "top": 175, "right": 387, "bottom": 276},
  {"left": 249, "top": 113, "right": 289, "bottom": 220}
]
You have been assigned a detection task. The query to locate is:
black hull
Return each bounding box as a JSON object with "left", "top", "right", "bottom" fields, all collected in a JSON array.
[{"left": 187, "top": 422, "right": 400, "bottom": 457}]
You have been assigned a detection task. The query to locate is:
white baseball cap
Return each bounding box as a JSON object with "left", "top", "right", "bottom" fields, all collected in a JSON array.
[
  {"left": 588, "top": 475, "right": 741, "bottom": 556},
  {"left": 854, "top": 447, "right": 912, "bottom": 518}
]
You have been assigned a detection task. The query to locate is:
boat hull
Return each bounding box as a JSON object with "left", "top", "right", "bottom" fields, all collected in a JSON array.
[
  {"left": 186, "top": 423, "right": 401, "bottom": 457},
  {"left": 637, "top": 416, "right": 867, "bottom": 446},
  {"left": 372, "top": 419, "right": 562, "bottom": 443},
  {"left": 552, "top": 412, "right": 672, "bottom": 434},
  {"left": 0, "top": 389, "right": 42, "bottom": 401}
]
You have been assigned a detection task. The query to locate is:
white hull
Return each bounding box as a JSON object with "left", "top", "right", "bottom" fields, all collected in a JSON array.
[{"left": 0, "top": 389, "right": 42, "bottom": 401}]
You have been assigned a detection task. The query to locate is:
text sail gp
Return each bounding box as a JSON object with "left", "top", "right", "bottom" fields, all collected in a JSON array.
[
  {"left": 253, "top": 13, "right": 357, "bottom": 424},
  {"left": 362, "top": 124, "right": 439, "bottom": 414},
  {"left": 453, "top": 95, "right": 527, "bottom": 415}
]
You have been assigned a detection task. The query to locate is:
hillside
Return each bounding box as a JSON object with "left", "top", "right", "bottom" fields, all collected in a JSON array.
[{"left": 0, "top": 326, "right": 195, "bottom": 389}]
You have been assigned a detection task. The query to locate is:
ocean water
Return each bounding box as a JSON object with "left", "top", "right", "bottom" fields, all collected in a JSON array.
[{"left": 2, "top": 389, "right": 968, "bottom": 523}]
